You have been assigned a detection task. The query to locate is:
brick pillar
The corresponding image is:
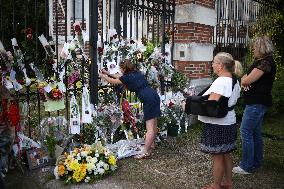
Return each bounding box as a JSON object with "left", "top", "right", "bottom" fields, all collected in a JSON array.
[{"left": 174, "top": 0, "right": 216, "bottom": 79}]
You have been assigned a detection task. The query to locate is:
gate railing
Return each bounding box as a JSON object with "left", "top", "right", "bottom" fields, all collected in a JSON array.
[{"left": 0, "top": 0, "right": 175, "bottom": 138}]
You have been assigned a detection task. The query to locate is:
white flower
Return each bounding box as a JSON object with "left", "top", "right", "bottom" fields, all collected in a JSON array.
[
  {"left": 76, "top": 155, "right": 81, "bottom": 161},
  {"left": 103, "top": 163, "right": 109, "bottom": 171},
  {"left": 97, "top": 160, "right": 104, "bottom": 168},
  {"left": 84, "top": 176, "right": 90, "bottom": 183},
  {"left": 104, "top": 149, "right": 110, "bottom": 157},
  {"left": 87, "top": 163, "right": 95, "bottom": 172},
  {"left": 80, "top": 151, "right": 88, "bottom": 157},
  {"left": 86, "top": 156, "right": 92, "bottom": 163},
  {"left": 54, "top": 166, "right": 59, "bottom": 179},
  {"left": 98, "top": 168, "right": 105, "bottom": 175},
  {"left": 95, "top": 153, "right": 99, "bottom": 158},
  {"left": 90, "top": 157, "right": 98, "bottom": 164},
  {"left": 93, "top": 167, "right": 99, "bottom": 175}
]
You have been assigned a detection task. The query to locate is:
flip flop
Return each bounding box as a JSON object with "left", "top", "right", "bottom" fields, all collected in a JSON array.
[{"left": 134, "top": 152, "right": 151, "bottom": 159}]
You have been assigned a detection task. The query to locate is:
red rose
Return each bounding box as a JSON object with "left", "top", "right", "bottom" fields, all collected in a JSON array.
[
  {"left": 26, "top": 28, "right": 33, "bottom": 40},
  {"left": 74, "top": 25, "right": 81, "bottom": 33},
  {"left": 98, "top": 47, "right": 104, "bottom": 56},
  {"left": 168, "top": 101, "right": 174, "bottom": 108}
]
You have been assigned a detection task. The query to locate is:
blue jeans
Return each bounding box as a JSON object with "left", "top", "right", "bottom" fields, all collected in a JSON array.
[{"left": 239, "top": 104, "right": 267, "bottom": 172}]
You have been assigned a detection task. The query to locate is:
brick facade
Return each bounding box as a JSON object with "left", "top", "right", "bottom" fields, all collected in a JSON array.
[
  {"left": 175, "top": 60, "right": 211, "bottom": 78},
  {"left": 174, "top": 0, "right": 215, "bottom": 79},
  {"left": 176, "top": 0, "right": 215, "bottom": 9},
  {"left": 175, "top": 23, "right": 213, "bottom": 43}
]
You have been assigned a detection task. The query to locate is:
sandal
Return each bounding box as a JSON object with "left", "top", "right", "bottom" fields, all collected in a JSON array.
[
  {"left": 202, "top": 184, "right": 221, "bottom": 189},
  {"left": 221, "top": 182, "right": 233, "bottom": 189},
  {"left": 134, "top": 152, "right": 151, "bottom": 159}
]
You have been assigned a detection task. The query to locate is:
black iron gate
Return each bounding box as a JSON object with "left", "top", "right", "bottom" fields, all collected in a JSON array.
[
  {"left": 213, "top": 0, "right": 282, "bottom": 69},
  {"left": 0, "top": 0, "right": 175, "bottom": 138}
]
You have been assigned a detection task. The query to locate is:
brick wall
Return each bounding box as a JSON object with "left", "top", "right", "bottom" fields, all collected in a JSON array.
[
  {"left": 174, "top": 22, "right": 213, "bottom": 43},
  {"left": 176, "top": 0, "right": 215, "bottom": 9},
  {"left": 175, "top": 60, "right": 211, "bottom": 78},
  {"left": 174, "top": 0, "right": 215, "bottom": 79},
  {"left": 52, "top": 0, "right": 103, "bottom": 39}
]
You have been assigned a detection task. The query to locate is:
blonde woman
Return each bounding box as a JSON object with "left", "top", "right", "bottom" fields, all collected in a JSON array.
[
  {"left": 197, "top": 52, "right": 242, "bottom": 189},
  {"left": 233, "top": 36, "right": 276, "bottom": 174}
]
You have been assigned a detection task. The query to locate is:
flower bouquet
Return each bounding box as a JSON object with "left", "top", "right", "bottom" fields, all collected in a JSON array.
[
  {"left": 44, "top": 84, "right": 65, "bottom": 112},
  {"left": 54, "top": 142, "right": 117, "bottom": 184}
]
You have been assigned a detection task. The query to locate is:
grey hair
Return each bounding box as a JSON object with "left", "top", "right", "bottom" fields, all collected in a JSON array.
[
  {"left": 215, "top": 52, "right": 243, "bottom": 76},
  {"left": 252, "top": 36, "right": 274, "bottom": 58}
]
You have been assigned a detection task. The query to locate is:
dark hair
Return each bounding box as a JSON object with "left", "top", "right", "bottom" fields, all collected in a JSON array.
[{"left": 119, "top": 59, "right": 136, "bottom": 74}]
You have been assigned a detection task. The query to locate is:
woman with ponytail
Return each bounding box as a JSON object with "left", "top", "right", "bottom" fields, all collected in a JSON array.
[{"left": 197, "top": 52, "right": 242, "bottom": 189}]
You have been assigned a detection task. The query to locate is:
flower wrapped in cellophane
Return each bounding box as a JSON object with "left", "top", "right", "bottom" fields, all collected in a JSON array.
[{"left": 54, "top": 142, "right": 117, "bottom": 184}]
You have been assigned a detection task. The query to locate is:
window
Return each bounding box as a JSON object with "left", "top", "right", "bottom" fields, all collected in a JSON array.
[{"left": 72, "top": 0, "right": 86, "bottom": 20}]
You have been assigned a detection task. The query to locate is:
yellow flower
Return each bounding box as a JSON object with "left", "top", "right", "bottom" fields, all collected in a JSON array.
[
  {"left": 76, "top": 81, "right": 82, "bottom": 88},
  {"left": 132, "top": 103, "right": 140, "bottom": 109},
  {"left": 72, "top": 171, "right": 82, "bottom": 182},
  {"left": 69, "top": 160, "right": 80, "bottom": 171},
  {"left": 108, "top": 155, "right": 117, "bottom": 166}
]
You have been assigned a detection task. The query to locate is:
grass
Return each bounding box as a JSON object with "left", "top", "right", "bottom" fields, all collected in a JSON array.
[
  {"left": 6, "top": 113, "right": 284, "bottom": 189},
  {"left": 109, "top": 113, "right": 284, "bottom": 189}
]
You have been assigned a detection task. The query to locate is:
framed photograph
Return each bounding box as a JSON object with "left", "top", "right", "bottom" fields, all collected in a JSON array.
[{"left": 27, "top": 148, "right": 49, "bottom": 170}]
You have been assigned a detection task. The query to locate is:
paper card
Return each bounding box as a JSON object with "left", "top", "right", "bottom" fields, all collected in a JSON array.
[
  {"left": 27, "top": 148, "right": 49, "bottom": 170},
  {"left": 44, "top": 99, "right": 65, "bottom": 112},
  {"left": 107, "top": 60, "right": 119, "bottom": 74},
  {"left": 70, "top": 118, "right": 80, "bottom": 134}
]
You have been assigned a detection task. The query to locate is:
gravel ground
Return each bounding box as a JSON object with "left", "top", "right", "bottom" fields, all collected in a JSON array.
[{"left": 5, "top": 127, "right": 284, "bottom": 189}]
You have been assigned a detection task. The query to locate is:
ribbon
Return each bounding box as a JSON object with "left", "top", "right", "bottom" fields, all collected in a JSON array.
[
  {"left": 81, "top": 86, "right": 93, "bottom": 124},
  {"left": 7, "top": 100, "right": 20, "bottom": 129},
  {"left": 69, "top": 95, "right": 80, "bottom": 134}
]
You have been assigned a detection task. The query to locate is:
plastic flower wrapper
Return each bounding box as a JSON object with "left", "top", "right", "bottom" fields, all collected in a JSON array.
[
  {"left": 38, "top": 116, "right": 68, "bottom": 157},
  {"left": 38, "top": 34, "right": 55, "bottom": 58},
  {"left": 161, "top": 92, "right": 185, "bottom": 134},
  {"left": 106, "top": 139, "right": 144, "bottom": 159},
  {"left": 95, "top": 103, "right": 123, "bottom": 143},
  {"left": 54, "top": 142, "right": 117, "bottom": 184},
  {"left": 10, "top": 38, "right": 32, "bottom": 86},
  {"left": 147, "top": 65, "right": 160, "bottom": 89}
]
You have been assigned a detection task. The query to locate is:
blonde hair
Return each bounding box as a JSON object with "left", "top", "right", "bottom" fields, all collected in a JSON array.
[
  {"left": 215, "top": 52, "right": 243, "bottom": 77},
  {"left": 251, "top": 36, "right": 274, "bottom": 58}
]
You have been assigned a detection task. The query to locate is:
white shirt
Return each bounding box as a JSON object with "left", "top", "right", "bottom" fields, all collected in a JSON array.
[{"left": 198, "top": 77, "right": 241, "bottom": 125}]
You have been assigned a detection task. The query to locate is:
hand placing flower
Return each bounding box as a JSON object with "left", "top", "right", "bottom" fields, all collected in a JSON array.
[{"left": 101, "top": 69, "right": 110, "bottom": 75}]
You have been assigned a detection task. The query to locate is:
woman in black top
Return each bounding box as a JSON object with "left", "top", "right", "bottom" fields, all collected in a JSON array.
[{"left": 233, "top": 36, "right": 276, "bottom": 174}]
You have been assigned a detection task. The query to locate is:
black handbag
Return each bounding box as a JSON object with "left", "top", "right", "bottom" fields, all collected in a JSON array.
[{"left": 185, "top": 76, "right": 237, "bottom": 118}]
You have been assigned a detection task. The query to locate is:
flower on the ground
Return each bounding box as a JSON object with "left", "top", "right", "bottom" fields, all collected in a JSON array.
[{"left": 54, "top": 142, "right": 117, "bottom": 184}]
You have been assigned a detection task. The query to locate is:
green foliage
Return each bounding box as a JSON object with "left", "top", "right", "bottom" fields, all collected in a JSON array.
[
  {"left": 268, "top": 68, "right": 284, "bottom": 115},
  {"left": 81, "top": 124, "right": 98, "bottom": 145},
  {"left": 143, "top": 42, "right": 155, "bottom": 60},
  {"left": 45, "top": 134, "right": 56, "bottom": 158},
  {"left": 171, "top": 71, "right": 188, "bottom": 92}
]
